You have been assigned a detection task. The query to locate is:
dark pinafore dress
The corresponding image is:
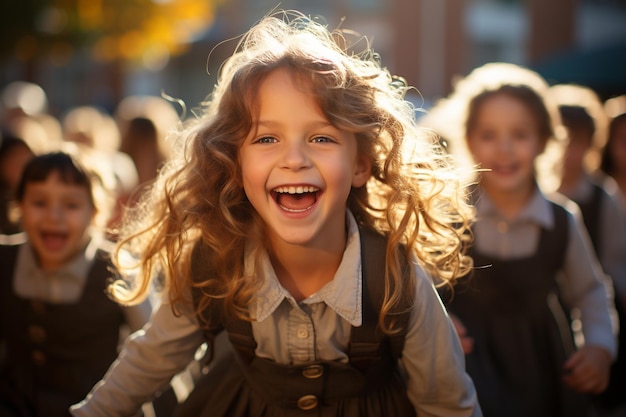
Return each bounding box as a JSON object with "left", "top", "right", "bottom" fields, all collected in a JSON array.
[
  {"left": 173, "top": 228, "right": 416, "bottom": 417},
  {"left": 444, "top": 202, "right": 593, "bottom": 417},
  {"left": 575, "top": 182, "right": 626, "bottom": 412},
  {"left": 0, "top": 243, "right": 126, "bottom": 417}
]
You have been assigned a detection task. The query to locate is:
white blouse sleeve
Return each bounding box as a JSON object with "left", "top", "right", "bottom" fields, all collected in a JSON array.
[
  {"left": 598, "top": 190, "right": 626, "bottom": 297},
  {"left": 559, "top": 206, "right": 618, "bottom": 358},
  {"left": 121, "top": 297, "right": 153, "bottom": 333},
  {"left": 400, "top": 264, "right": 482, "bottom": 417}
]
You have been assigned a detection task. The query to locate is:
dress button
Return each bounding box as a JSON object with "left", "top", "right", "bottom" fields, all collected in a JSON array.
[
  {"left": 302, "top": 364, "right": 323, "bottom": 379},
  {"left": 32, "top": 350, "right": 46, "bottom": 365},
  {"left": 297, "top": 395, "right": 318, "bottom": 410},
  {"left": 296, "top": 327, "right": 309, "bottom": 339},
  {"left": 28, "top": 325, "right": 46, "bottom": 343}
]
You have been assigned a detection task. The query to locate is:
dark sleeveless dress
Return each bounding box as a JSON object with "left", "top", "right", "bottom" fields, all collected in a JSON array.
[
  {"left": 574, "top": 182, "right": 626, "bottom": 412},
  {"left": 443, "top": 203, "right": 593, "bottom": 417},
  {"left": 172, "top": 228, "right": 417, "bottom": 417},
  {"left": 0, "top": 243, "right": 126, "bottom": 417}
]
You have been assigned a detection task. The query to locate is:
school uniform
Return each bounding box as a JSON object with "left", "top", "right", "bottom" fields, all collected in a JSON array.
[
  {"left": 561, "top": 174, "right": 626, "bottom": 413},
  {"left": 70, "top": 211, "right": 481, "bottom": 417},
  {"left": 562, "top": 174, "right": 626, "bottom": 295},
  {"left": 0, "top": 238, "right": 151, "bottom": 417},
  {"left": 444, "top": 186, "right": 617, "bottom": 417}
]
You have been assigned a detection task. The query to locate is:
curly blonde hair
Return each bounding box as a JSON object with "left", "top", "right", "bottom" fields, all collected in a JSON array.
[{"left": 110, "top": 11, "right": 474, "bottom": 333}]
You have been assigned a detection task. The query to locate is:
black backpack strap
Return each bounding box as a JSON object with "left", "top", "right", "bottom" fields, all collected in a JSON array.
[
  {"left": 348, "top": 227, "right": 412, "bottom": 372},
  {"left": 190, "top": 241, "right": 225, "bottom": 363},
  {"left": 223, "top": 316, "right": 256, "bottom": 365},
  {"left": 190, "top": 240, "right": 258, "bottom": 364}
]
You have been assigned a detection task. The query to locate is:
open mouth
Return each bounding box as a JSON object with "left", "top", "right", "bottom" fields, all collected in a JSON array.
[
  {"left": 271, "top": 185, "right": 320, "bottom": 213},
  {"left": 40, "top": 231, "right": 69, "bottom": 251},
  {"left": 491, "top": 163, "right": 518, "bottom": 175}
]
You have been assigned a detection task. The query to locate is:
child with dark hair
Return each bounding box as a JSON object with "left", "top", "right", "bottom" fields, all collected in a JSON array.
[
  {"left": 550, "top": 84, "right": 626, "bottom": 417},
  {"left": 0, "top": 151, "right": 151, "bottom": 417},
  {"left": 0, "top": 133, "right": 35, "bottom": 235},
  {"left": 601, "top": 104, "right": 626, "bottom": 209}
]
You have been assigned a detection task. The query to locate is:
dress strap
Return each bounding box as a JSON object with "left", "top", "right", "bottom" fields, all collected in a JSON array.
[
  {"left": 544, "top": 201, "right": 574, "bottom": 355},
  {"left": 546, "top": 201, "right": 570, "bottom": 271},
  {"left": 348, "top": 227, "right": 412, "bottom": 372},
  {"left": 575, "top": 182, "right": 604, "bottom": 254}
]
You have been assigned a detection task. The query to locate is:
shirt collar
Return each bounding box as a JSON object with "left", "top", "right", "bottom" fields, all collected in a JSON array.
[
  {"left": 14, "top": 236, "right": 100, "bottom": 302},
  {"left": 253, "top": 210, "right": 363, "bottom": 326},
  {"left": 474, "top": 186, "right": 554, "bottom": 229}
]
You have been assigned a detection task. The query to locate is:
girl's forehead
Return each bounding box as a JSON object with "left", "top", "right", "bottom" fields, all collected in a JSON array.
[
  {"left": 482, "top": 91, "right": 521, "bottom": 103},
  {"left": 249, "top": 69, "right": 318, "bottom": 107},
  {"left": 25, "top": 170, "right": 90, "bottom": 191},
  {"left": 262, "top": 67, "right": 314, "bottom": 90},
  {"left": 475, "top": 92, "right": 525, "bottom": 111}
]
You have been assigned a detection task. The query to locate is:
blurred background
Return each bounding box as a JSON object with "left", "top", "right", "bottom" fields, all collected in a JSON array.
[{"left": 0, "top": 0, "right": 625, "bottom": 117}]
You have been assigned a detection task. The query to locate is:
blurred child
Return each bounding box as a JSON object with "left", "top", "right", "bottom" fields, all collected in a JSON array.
[
  {"left": 115, "top": 95, "right": 178, "bottom": 189},
  {"left": 432, "top": 62, "right": 617, "bottom": 417},
  {"left": 0, "top": 151, "right": 151, "bottom": 417},
  {"left": 71, "top": 11, "right": 481, "bottom": 417},
  {"left": 601, "top": 96, "right": 626, "bottom": 208},
  {"left": 549, "top": 84, "right": 626, "bottom": 417},
  {"left": 1, "top": 81, "right": 62, "bottom": 155},
  {"left": 0, "top": 133, "right": 35, "bottom": 234},
  {"left": 61, "top": 106, "right": 139, "bottom": 238}
]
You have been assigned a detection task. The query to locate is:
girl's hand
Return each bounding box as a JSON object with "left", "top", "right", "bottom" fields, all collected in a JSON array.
[
  {"left": 562, "top": 345, "right": 612, "bottom": 394},
  {"left": 449, "top": 314, "right": 474, "bottom": 354}
]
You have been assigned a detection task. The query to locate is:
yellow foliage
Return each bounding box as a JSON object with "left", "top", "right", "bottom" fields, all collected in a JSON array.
[{"left": 78, "top": 0, "right": 219, "bottom": 63}]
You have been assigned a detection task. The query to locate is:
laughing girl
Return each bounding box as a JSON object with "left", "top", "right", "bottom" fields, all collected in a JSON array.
[{"left": 71, "top": 11, "right": 481, "bottom": 417}]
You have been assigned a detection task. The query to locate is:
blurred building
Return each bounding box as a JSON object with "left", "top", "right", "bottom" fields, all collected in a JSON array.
[
  {"left": 154, "top": 0, "right": 626, "bottom": 111},
  {"left": 1, "top": 0, "right": 625, "bottom": 116}
]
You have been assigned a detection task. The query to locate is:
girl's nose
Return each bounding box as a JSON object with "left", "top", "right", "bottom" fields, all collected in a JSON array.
[
  {"left": 46, "top": 203, "right": 64, "bottom": 221},
  {"left": 498, "top": 137, "right": 514, "bottom": 154},
  {"left": 281, "top": 140, "right": 311, "bottom": 170}
]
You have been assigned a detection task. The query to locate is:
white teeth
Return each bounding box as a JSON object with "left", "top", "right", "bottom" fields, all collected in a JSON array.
[{"left": 273, "top": 186, "right": 319, "bottom": 194}]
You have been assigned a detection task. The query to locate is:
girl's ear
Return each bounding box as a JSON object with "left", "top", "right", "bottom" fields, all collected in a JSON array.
[{"left": 352, "top": 153, "right": 372, "bottom": 188}]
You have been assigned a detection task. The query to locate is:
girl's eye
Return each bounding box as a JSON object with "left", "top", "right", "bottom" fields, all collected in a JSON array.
[
  {"left": 65, "top": 202, "right": 82, "bottom": 210},
  {"left": 255, "top": 136, "right": 277, "bottom": 144},
  {"left": 512, "top": 129, "right": 532, "bottom": 141},
  {"left": 311, "top": 136, "right": 334, "bottom": 143},
  {"left": 474, "top": 130, "right": 496, "bottom": 142}
]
